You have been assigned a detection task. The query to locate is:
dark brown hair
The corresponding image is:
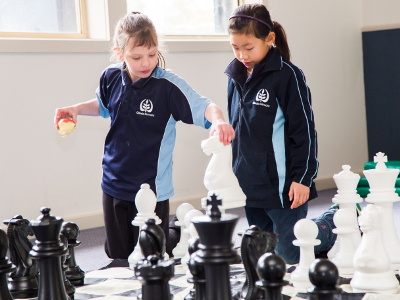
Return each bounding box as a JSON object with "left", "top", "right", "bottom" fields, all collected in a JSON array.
[
  {"left": 228, "top": 4, "right": 291, "bottom": 62},
  {"left": 112, "top": 12, "right": 165, "bottom": 69}
]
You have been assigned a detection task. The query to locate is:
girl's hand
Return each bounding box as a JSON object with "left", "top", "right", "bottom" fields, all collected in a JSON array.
[
  {"left": 54, "top": 106, "right": 78, "bottom": 129},
  {"left": 289, "top": 182, "right": 310, "bottom": 209},
  {"left": 210, "top": 120, "right": 235, "bottom": 145}
]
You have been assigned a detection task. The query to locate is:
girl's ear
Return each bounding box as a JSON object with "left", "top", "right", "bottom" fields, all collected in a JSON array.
[
  {"left": 113, "top": 47, "right": 124, "bottom": 61},
  {"left": 266, "top": 32, "right": 276, "bottom": 47}
]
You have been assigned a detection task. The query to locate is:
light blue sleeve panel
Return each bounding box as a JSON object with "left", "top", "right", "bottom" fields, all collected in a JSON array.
[
  {"left": 158, "top": 69, "right": 212, "bottom": 129},
  {"left": 96, "top": 86, "right": 110, "bottom": 118}
]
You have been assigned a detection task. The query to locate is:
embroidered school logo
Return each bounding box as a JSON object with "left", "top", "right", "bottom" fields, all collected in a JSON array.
[
  {"left": 140, "top": 99, "right": 153, "bottom": 113},
  {"left": 256, "top": 89, "right": 269, "bottom": 103},
  {"left": 137, "top": 99, "right": 155, "bottom": 117},
  {"left": 253, "top": 89, "right": 270, "bottom": 108}
]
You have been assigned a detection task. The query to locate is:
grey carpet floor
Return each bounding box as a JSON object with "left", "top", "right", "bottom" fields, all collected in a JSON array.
[{"left": 74, "top": 188, "right": 400, "bottom": 272}]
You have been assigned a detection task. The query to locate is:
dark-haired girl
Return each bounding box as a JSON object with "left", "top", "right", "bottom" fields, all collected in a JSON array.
[{"left": 225, "top": 4, "right": 337, "bottom": 264}]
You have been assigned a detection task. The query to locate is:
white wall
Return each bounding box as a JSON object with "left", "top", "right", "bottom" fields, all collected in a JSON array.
[
  {"left": 362, "top": 0, "right": 400, "bottom": 30},
  {"left": 0, "top": 0, "right": 369, "bottom": 230}
]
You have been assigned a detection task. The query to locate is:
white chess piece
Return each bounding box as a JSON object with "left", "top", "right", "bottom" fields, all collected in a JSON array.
[
  {"left": 363, "top": 152, "right": 400, "bottom": 270},
  {"left": 291, "top": 219, "right": 321, "bottom": 289},
  {"left": 181, "top": 209, "right": 203, "bottom": 271},
  {"left": 350, "top": 204, "right": 399, "bottom": 294},
  {"left": 186, "top": 223, "right": 199, "bottom": 278},
  {"left": 128, "top": 184, "right": 161, "bottom": 270},
  {"left": 331, "top": 209, "right": 358, "bottom": 275},
  {"left": 200, "top": 134, "right": 246, "bottom": 210},
  {"left": 328, "top": 165, "right": 362, "bottom": 260},
  {"left": 172, "top": 203, "right": 195, "bottom": 259}
]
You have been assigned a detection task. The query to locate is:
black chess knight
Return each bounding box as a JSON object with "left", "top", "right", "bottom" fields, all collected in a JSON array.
[
  {"left": 191, "top": 194, "right": 240, "bottom": 300},
  {"left": 3, "top": 215, "right": 39, "bottom": 298},
  {"left": 135, "top": 218, "right": 175, "bottom": 300},
  {"left": 29, "top": 207, "right": 69, "bottom": 300},
  {"left": 0, "top": 227, "right": 16, "bottom": 300}
]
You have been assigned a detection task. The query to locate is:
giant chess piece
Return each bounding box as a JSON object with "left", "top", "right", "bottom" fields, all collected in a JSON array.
[
  {"left": 129, "top": 184, "right": 162, "bottom": 269},
  {"left": 61, "top": 222, "right": 85, "bottom": 286},
  {"left": 291, "top": 219, "right": 321, "bottom": 289},
  {"left": 363, "top": 152, "right": 400, "bottom": 270},
  {"left": 60, "top": 234, "right": 75, "bottom": 299},
  {"left": 307, "top": 259, "right": 342, "bottom": 300},
  {"left": 330, "top": 209, "right": 358, "bottom": 275},
  {"left": 135, "top": 218, "right": 175, "bottom": 300},
  {"left": 192, "top": 194, "right": 240, "bottom": 300},
  {"left": 0, "top": 228, "right": 16, "bottom": 300},
  {"left": 172, "top": 203, "right": 195, "bottom": 259},
  {"left": 29, "top": 207, "right": 69, "bottom": 300},
  {"left": 182, "top": 209, "right": 203, "bottom": 271},
  {"left": 255, "top": 252, "right": 288, "bottom": 300},
  {"left": 240, "top": 225, "right": 272, "bottom": 300},
  {"left": 350, "top": 204, "right": 399, "bottom": 293},
  {"left": 3, "top": 215, "right": 39, "bottom": 298},
  {"left": 328, "top": 165, "right": 362, "bottom": 260},
  {"left": 185, "top": 237, "right": 206, "bottom": 300},
  {"left": 200, "top": 135, "right": 246, "bottom": 211}
]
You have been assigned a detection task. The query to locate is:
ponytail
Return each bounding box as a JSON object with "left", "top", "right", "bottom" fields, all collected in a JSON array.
[{"left": 273, "top": 21, "right": 291, "bottom": 62}]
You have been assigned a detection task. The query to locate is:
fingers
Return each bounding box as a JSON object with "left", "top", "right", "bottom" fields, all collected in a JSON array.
[
  {"left": 216, "top": 124, "right": 235, "bottom": 145},
  {"left": 290, "top": 191, "right": 309, "bottom": 209},
  {"left": 54, "top": 108, "right": 75, "bottom": 130}
]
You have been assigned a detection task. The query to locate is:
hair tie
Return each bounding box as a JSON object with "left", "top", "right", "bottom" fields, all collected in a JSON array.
[{"left": 229, "top": 15, "right": 271, "bottom": 31}]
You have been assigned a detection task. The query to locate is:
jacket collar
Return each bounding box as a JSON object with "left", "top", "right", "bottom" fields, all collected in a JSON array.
[{"left": 224, "top": 47, "right": 283, "bottom": 87}]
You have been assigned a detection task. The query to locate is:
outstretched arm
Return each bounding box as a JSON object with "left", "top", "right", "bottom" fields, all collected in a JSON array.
[
  {"left": 204, "top": 103, "right": 235, "bottom": 145},
  {"left": 54, "top": 99, "right": 100, "bottom": 129}
]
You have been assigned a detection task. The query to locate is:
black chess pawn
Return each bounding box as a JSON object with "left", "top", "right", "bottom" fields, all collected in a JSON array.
[
  {"left": 255, "top": 252, "right": 288, "bottom": 300},
  {"left": 61, "top": 222, "right": 85, "bottom": 286},
  {"left": 240, "top": 225, "right": 269, "bottom": 300},
  {"left": 135, "top": 218, "right": 175, "bottom": 300},
  {"left": 3, "top": 215, "right": 39, "bottom": 298},
  {"left": 29, "top": 207, "right": 69, "bottom": 300},
  {"left": 60, "top": 234, "right": 75, "bottom": 299},
  {"left": 185, "top": 237, "right": 206, "bottom": 300},
  {"left": 191, "top": 194, "right": 240, "bottom": 300},
  {"left": 0, "top": 228, "right": 16, "bottom": 300},
  {"left": 307, "top": 259, "right": 342, "bottom": 300}
]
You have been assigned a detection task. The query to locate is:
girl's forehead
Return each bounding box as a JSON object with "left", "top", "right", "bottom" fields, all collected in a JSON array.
[
  {"left": 125, "top": 40, "right": 158, "bottom": 54},
  {"left": 230, "top": 33, "right": 258, "bottom": 45}
]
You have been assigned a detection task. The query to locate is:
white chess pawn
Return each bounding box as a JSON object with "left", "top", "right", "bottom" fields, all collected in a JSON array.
[
  {"left": 291, "top": 219, "right": 321, "bottom": 289},
  {"left": 331, "top": 209, "right": 358, "bottom": 275},
  {"left": 350, "top": 204, "right": 399, "bottom": 294},
  {"left": 128, "top": 184, "right": 161, "bottom": 270},
  {"left": 328, "top": 165, "right": 363, "bottom": 260},
  {"left": 181, "top": 209, "right": 203, "bottom": 271},
  {"left": 172, "top": 203, "right": 195, "bottom": 259},
  {"left": 364, "top": 152, "right": 400, "bottom": 270},
  {"left": 186, "top": 223, "right": 199, "bottom": 278},
  {"left": 200, "top": 134, "right": 246, "bottom": 210}
]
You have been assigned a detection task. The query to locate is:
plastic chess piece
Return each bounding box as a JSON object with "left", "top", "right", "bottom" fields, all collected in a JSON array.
[
  {"left": 29, "top": 207, "right": 69, "bottom": 300},
  {"left": 328, "top": 165, "right": 362, "bottom": 260},
  {"left": 240, "top": 225, "right": 269, "bottom": 300},
  {"left": 128, "top": 184, "right": 162, "bottom": 269},
  {"left": 291, "top": 218, "right": 321, "bottom": 289},
  {"left": 307, "top": 259, "right": 342, "bottom": 300},
  {"left": 172, "top": 203, "right": 195, "bottom": 259},
  {"left": 350, "top": 204, "right": 399, "bottom": 293},
  {"left": 61, "top": 222, "right": 85, "bottom": 286},
  {"left": 200, "top": 134, "right": 246, "bottom": 211},
  {"left": 182, "top": 209, "right": 203, "bottom": 271},
  {"left": 363, "top": 152, "right": 400, "bottom": 270},
  {"left": 191, "top": 194, "right": 240, "bottom": 300},
  {"left": 0, "top": 228, "right": 16, "bottom": 300},
  {"left": 3, "top": 215, "right": 39, "bottom": 298},
  {"left": 135, "top": 219, "right": 175, "bottom": 300},
  {"left": 330, "top": 209, "right": 358, "bottom": 275},
  {"left": 60, "top": 234, "right": 75, "bottom": 299},
  {"left": 186, "top": 223, "right": 200, "bottom": 277},
  {"left": 255, "top": 252, "right": 288, "bottom": 300},
  {"left": 185, "top": 237, "right": 206, "bottom": 300}
]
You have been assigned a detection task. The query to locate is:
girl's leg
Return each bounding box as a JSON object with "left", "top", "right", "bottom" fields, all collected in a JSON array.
[
  {"left": 154, "top": 199, "right": 170, "bottom": 256},
  {"left": 312, "top": 207, "right": 337, "bottom": 254}
]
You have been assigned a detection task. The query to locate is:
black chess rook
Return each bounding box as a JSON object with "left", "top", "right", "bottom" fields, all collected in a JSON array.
[
  {"left": 191, "top": 194, "right": 240, "bottom": 300},
  {"left": 29, "top": 207, "right": 69, "bottom": 300}
]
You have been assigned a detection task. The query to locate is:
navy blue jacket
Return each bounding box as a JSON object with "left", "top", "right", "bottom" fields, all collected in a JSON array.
[
  {"left": 96, "top": 63, "right": 211, "bottom": 202},
  {"left": 225, "top": 47, "right": 318, "bottom": 209}
]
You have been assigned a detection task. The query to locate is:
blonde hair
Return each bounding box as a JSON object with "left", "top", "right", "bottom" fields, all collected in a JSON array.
[{"left": 111, "top": 12, "right": 165, "bottom": 69}]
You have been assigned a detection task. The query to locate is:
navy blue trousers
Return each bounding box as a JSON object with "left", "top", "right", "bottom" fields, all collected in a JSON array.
[{"left": 245, "top": 202, "right": 337, "bottom": 264}]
